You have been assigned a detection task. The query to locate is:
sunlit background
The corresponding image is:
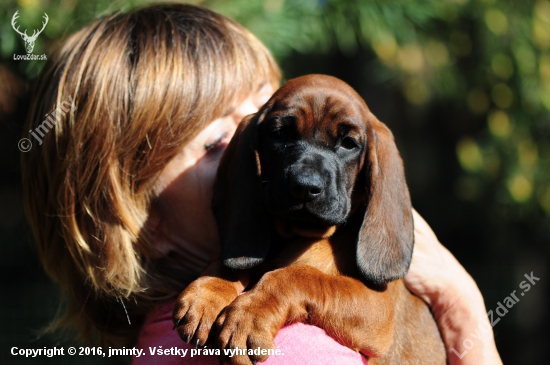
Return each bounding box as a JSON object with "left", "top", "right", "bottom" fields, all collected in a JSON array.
[{"left": 1, "top": 0, "right": 548, "bottom": 364}]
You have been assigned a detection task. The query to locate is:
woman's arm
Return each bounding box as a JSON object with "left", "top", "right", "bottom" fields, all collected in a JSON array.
[{"left": 405, "top": 210, "right": 502, "bottom": 365}]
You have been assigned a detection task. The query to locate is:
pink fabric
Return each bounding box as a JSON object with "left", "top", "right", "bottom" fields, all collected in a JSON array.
[{"left": 133, "top": 301, "right": 368, "bottom": 365}]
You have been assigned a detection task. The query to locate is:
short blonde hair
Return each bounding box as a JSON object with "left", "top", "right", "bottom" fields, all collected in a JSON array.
[{"left": 22, "top": 3, "right": 280, "bottom": 345}]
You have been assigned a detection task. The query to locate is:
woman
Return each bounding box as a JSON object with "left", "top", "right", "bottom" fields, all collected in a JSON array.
[{"left": 21, "top": 3, "right": 501, "bottom": 364}]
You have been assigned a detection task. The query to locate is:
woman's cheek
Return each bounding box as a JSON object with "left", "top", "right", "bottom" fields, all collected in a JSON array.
[{"left": 200, "top": 152, "right": 225, "bottom": 190}]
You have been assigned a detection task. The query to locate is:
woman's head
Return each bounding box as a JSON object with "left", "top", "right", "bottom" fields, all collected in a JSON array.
[
  {"left": 22, "top": 3, "right": 280, "bottom": 344},
  {"left": 150, "top": 86, "right": 274, "bottom": 274}
]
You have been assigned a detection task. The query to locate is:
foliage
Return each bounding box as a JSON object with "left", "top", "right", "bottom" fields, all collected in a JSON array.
[{"left": 1, "top": 0, "right": 549, "bottom": 220}]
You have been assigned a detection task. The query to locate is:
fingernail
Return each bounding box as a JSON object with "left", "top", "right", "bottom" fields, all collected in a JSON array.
[{"left": 183, "top": 334, "right": 190, "bottom": 343}]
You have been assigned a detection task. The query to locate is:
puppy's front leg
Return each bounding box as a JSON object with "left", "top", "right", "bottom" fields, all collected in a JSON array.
[
  {"left": 216, "top": 266, "right": 394, "bottom": 365},
  {"left": 173, "top": 261, "right": 248, "bottom": 347}
]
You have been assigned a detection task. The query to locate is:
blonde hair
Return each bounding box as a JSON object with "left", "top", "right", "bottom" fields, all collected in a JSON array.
[{"left": 22, "top": 3, "right": 280, "bottom": 345}]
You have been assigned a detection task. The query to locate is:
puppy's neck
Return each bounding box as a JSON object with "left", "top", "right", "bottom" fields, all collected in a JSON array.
[{"left": 273, "top": 217, "right": 336, "bottom": 239}]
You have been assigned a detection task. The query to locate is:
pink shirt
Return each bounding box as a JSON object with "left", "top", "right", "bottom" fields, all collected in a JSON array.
[{"left": 133, "top": 301, "right": 368, "bottom": 365}]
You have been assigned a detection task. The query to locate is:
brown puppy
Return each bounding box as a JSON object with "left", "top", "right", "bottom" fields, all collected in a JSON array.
[{"left": 173, "top": 75, "right": 446, "bottom": 365}]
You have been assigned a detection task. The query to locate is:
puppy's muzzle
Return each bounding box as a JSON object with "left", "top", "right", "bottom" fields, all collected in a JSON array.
[{"left": 289, "top": 172, "right": 324, "bottom": 202}]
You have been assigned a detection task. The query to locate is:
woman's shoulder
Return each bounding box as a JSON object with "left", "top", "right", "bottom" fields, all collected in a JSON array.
[{"left": 133, "top": 301, "right": 368, "bottom": 365}]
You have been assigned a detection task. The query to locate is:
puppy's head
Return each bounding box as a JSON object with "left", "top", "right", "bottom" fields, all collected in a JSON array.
[{"left": 213, "top": 75, "right": 413, "bottom": 284}]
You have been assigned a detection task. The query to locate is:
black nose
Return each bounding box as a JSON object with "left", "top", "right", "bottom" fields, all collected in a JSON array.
[{"left": 290, "top": 174, "right": 324, "bottom": 202}]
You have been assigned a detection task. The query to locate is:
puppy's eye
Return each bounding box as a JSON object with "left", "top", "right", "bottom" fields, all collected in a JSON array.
[
  {"left": 340, "top": 136, "right": 360, "bottom": 150},
  {"left": 271, "top": 126, "right": 291, "bottom": 139},
  {"left": 268, "top": 116, "right": 296, "bottom": 140}
]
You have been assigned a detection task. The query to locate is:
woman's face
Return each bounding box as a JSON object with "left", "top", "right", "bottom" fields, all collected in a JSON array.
[{"left": 152, "top": 84, "right": 273, "bottom": 266}]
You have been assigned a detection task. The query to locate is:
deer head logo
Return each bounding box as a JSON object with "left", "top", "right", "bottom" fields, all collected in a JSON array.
[{"left": 11, "top": 11, "right": 49, "bottom": 54}]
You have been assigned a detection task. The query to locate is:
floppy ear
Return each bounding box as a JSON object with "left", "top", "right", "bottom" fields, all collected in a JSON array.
[
  {"left": 212, "top": 114, "right": 271, "bottom": 270},
  {"left": 356, "top": 115, "right": 414, "bottom": 285}
]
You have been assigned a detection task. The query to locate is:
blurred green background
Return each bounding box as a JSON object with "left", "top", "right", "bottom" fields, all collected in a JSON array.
[{"left": 1, "top": 0, "right": 548, "bottom": 364}]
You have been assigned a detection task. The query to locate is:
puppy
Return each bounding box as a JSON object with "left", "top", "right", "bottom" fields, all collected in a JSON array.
[{"left": 173, "top": 74, "right": 446, "bottom": 365}]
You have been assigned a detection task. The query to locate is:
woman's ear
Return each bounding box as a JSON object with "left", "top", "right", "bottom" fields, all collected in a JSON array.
[
  {"left": 212, "top": 114, "right": 271, "bottom": 270},
  {"left": 356, "top": 114, "right": 414, "bottom": 285}
]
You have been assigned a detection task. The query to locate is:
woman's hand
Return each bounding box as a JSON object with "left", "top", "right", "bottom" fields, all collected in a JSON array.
[{"left": 405, "top": 209, "right": 503, "bottom": 365}]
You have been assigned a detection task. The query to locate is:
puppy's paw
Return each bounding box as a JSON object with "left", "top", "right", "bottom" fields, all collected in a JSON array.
[
  {"left": 215, "top": 293, "right": 280, "bottom": 365},
  {"left": 173, "top": 277, "right": 239, "bottom": 347}
]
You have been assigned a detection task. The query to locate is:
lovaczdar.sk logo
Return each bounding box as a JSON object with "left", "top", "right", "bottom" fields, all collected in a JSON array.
[{"left": 11, "top": 10, "right": 48, "bottom": 61}]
